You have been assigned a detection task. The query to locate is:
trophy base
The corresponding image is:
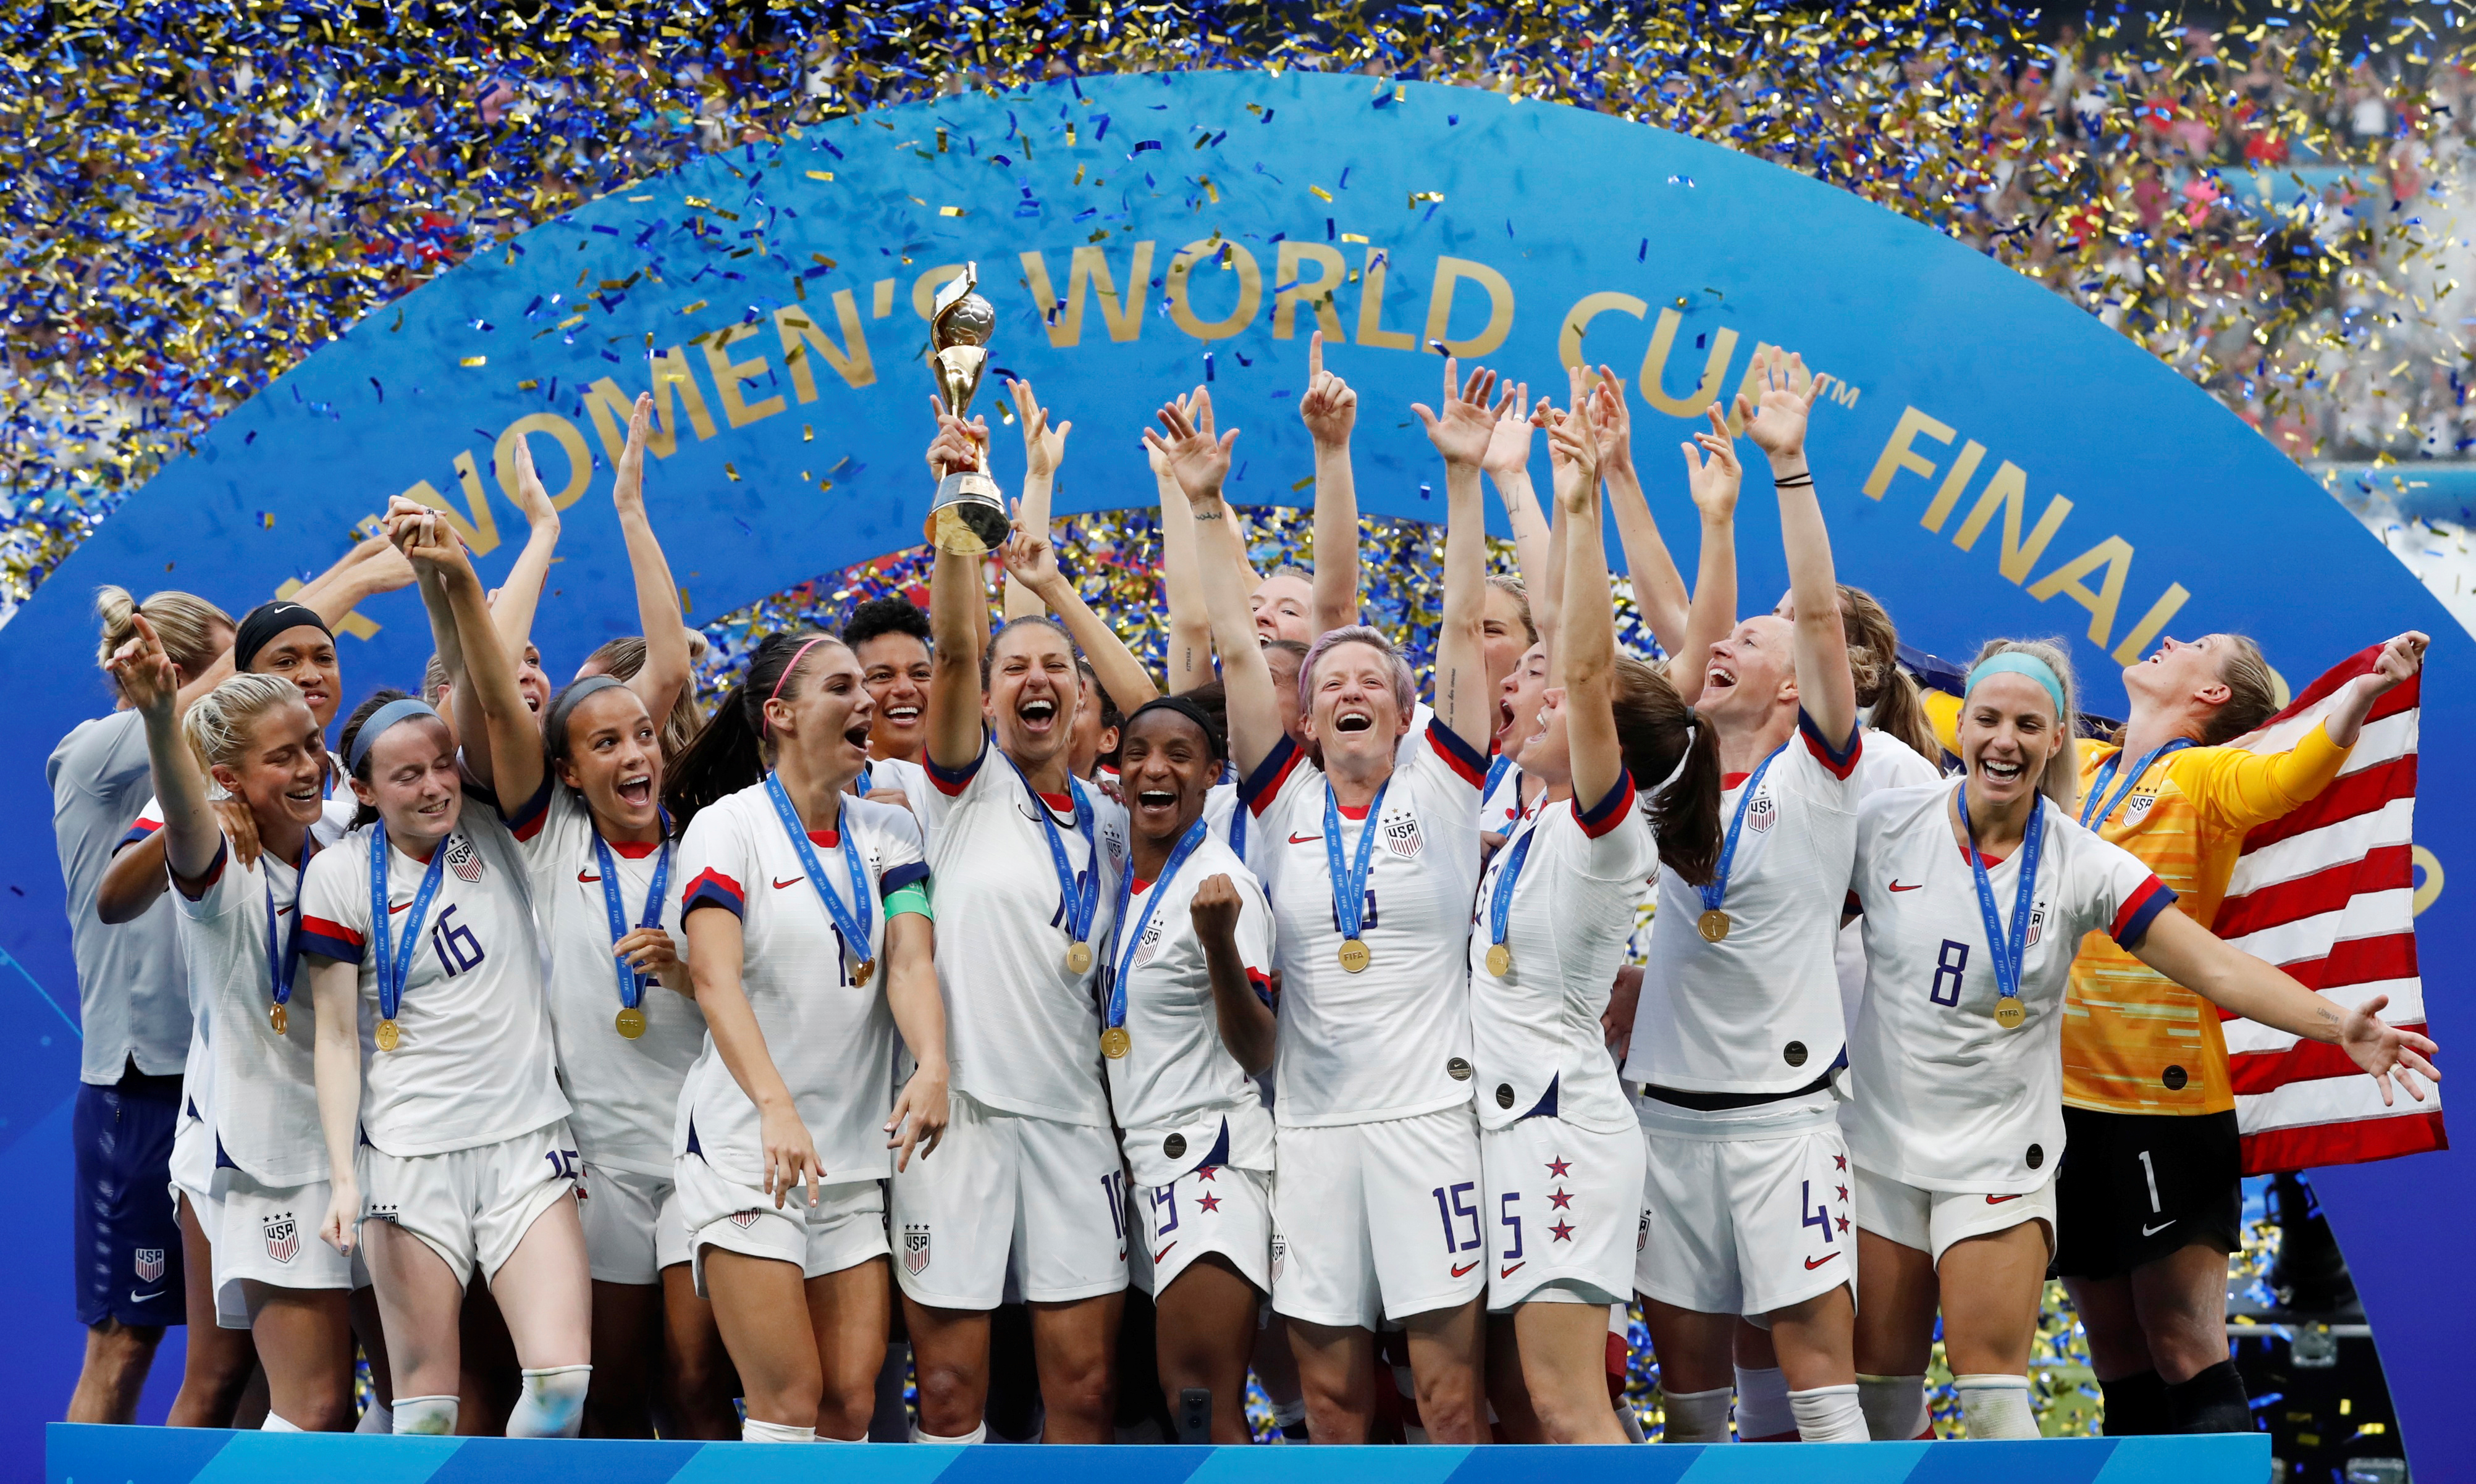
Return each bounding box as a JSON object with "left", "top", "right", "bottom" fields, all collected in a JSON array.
[{"left": 927, "top": 471, "right": 1012, "bottom": 555}]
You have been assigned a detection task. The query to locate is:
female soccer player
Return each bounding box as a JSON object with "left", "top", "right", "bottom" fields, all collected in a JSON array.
[
  {"left": 1619, "top": 348, "right": 1871, "bottom": 1444},
  {"left": 656, "top": 631, "right": 948, "bottom": 1442},
  {"left": 1473, "top": 406, "right": 1722, "bottom": 1443},
  {"left": 1846, "top": 640, "right": 2439, "bottom": 1440},
  {"left": 888, "top": 404, "right": 1132, "bottom": 1446},
  {"left": 107, "top": 627, "right": 357, "bottom": 1430},
  {"left": 1153, "top": 361, "right": 1496, "bottom": 1444},
  {"left": 301, "top": 511, "right": 587, "bottom": 1438},
  {"left": 2056, "top": 627, "right": 2430, "bottom": 1435}
]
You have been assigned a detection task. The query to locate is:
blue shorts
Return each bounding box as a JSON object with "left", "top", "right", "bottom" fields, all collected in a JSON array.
[{"left": 72, "top": 1069, "right": 185, "bottom": 1329}]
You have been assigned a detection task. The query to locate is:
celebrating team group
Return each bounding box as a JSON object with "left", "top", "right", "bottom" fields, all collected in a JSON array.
[{"left": 58, "top": 335, "right": 2441, "bottom": 1448}]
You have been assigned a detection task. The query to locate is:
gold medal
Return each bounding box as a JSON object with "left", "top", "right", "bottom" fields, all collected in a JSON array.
[
  {"left": 1697, "top": 909, "right": 1730, "bottom": 943},
  {"left": 853, "top": 958, "right": 875, "bottom": 988},
  {"left": 269, "top": 1002, "right": 288, "bottom": 1036},
  {"left": 1101, "top": 1026, "right": 1132, "bottom": 1059},
  {"left": 1993, "top": 999, "right": 2026, "bottom": 1030},
  {"left": 374, "top": 1018, "right": 400, "bottom": 1052},
  {"left": 1338, "top": 938, "right": 1372, "bottom": 973},
  {"left": 615, "top": 1006, "right": 647, "bottom": 1039},
  {"left": 1065, "top": 941, "right": 1094, "bottom": 975},
  {"left": 1485, "top": 942, "right": 1513, "bottom": 977}
]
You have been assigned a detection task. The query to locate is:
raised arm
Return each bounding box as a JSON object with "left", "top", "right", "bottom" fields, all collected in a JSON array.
[
  {"left": 1592, "top": 370, "right": 1690, "bottom": 658},
  {"left": 1669, "top": 396, "right": 1743, "bottom": 708},
  {"left": 925, "top": 406, "right": 993, "bottom": 771},
  {"left": 1533, "top": 396, "right": 1573, "bottom": 661},
  {"left": 1546, "top": 408, "right": 1626, "bottom": 811},
  {"left": 1000, "top": 506, "right": 1160, "bottom": 716},
  {"left": 2323, "top": 632, "right": 2428, "bottom": 748},
  {"left": 1154, "top": 442, "right": 1216, "bottom": 695},
  {"left": 490, "top": 432, "right": 563, "bottom": 681},
  {"left": 2132, "top": 907, "right": 2439, "bottom": 1105},
  {"left": 102, "top": 617, "right": 224, "bottom": 885},
  {"left": 1412, "top": 358, "right": 1505, "bottom": 752},
  {"left": 389, "top": 500, "right": 545, "bottom": 814},
  {"left": 610, "top": 392, "right": 693, "bottom": 726},
  {"left": 1003, "top": 379, "right": 1071, "bottom": 623},
  {"left": 295, "top": 533, "right": 418, "bottom": 631},
  {"left": 1481, "top": 382, "right": 1551, "bottom": 606},
  {"left": 1738, "top": 348, "right": 1855, "bottom": 745},
  {"left": 1299, "top": 331, "right": 1361, "bottom": 639},
  {"left": 1145, "top": 390, "right": 1279, "bottom": 778}
]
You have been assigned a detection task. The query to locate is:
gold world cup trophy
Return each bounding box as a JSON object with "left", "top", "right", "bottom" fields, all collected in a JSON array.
[{"left": 924, "top": 262, "right": 1013, "bottom": 553}]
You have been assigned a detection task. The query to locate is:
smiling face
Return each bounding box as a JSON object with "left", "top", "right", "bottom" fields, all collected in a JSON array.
[
  {"left": 1118, "top": 708, "right": 1218, "bottom": 847},
  {"left": 986, "top": 622, "right": 1079, "bottom": 770},
  {"left": 2122, "top": 633, "right": 2232, "bottom": 715},
  {"left": 1701, "top": 615, "right": 1797, "bottom": 731},
  {"left": 555, "top": 687, "right": 664, "bottom": 836},
  {"left": 1523, "top": 685, "right": 1575, "bottom": 787},
  {"left": 765, "top": 642, "right": 874, "bottom": 787},
  {"left": 247, "top": 626, "right": 343, "bottom": 728},
  {"left": 214, "top": 698, "right": 329, "bottom": 836},
  {"left": 854, "top": 631, "right": 933, "bottom": 761},
  {"left": 1250, "top": 573, "right": 1315, "bottom": 645},
  {"left": 1496, "top": 642, "right": 1549, "bottom": 763},
  {"left": 1068, "top": 668, "right": 1117, "bottom": 780},
  {"left": 1480, "top": 585, "right": 1531, "bottom": 693},
  {"left": 353, "top": 717, "right": 463, "bottom": 847},
  {"left": 1958, "top": 671, "right": 2062, "bottom": 813},
  {"left": 1303, "top": 638, "right": 1410, "bottom": 770}
]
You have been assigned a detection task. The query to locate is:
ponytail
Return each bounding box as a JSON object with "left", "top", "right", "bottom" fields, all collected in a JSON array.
[
  {"left": 183, "top": 674, "right": 305, "bottom": 774},
  {"left": 663, "top": 631, "right": 834, "bottom": 831},
  {"left": 1835, "top": 584, "right": 1942, "bottom": 764},
  {"left": 1609, "top": 656, "right": 1723, "bottom": 886},
  {"left": 95, "top": 585, "right": 232, "bottom": 676}
]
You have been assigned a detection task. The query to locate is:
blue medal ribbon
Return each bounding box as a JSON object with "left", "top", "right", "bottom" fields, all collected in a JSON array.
[
  {"left": 1324, "top": 778, "right": 1389, "bottom": 945},
  {"left": 2078, "top": 739, "right": 2194, "bottom": 831},
  {"left": 1483, "top": 817, "right": 1540, "bottom": 970},
  {"left": 763, "top": 773, "right": 876, "bottom": 979},
  {"left": 1698, "top": 744, "right": 1786, "bottom": 923},
  {"left": 591, "top": 818, "right": 673, "bottom": 1010},
  {"left": 1006, "top": 754, "right": 1099, "bottom": 966},
  {"left": 1959, "top": 784, "right": 2045, "bottom": 1018},
  {"left": 1107, "top": 816, "right": 1211, "bottom": 1036},
  {"left": 368, "top": 821, "right": 450, "bottom": 1029},
  {"left": 264, "top": 837, "right": 310, "bottom": 1013}
]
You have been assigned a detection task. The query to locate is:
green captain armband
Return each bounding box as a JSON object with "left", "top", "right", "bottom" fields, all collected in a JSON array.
[{"left": 885, "top": 879, "right": 933, "bottom": 921}]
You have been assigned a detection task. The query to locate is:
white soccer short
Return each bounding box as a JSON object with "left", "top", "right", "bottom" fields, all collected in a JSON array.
[
  {"left": 889, "top": 1092, "right": 1128, "bottom": 1309},
  {"left": 1482, "top": 1117, "right": 1644, "bottom": 1312},
  {"left": 1132, "top": 1163, "right": 1271, "bottom": 1298},
  {"left": 1271, "top": 1106, "right": 1486, "bottom": 1330},
  {"left": 168, "top": 1113, "right": 217, "bottom": 1230},
  {"left": 211, "top": 1169, "right": 356, "bottom": 1328},
  {"left": 1635, "top": 1123, "right": 1856, "bottom": 1319},
  {"left": 356, "top": 1121, "right": 578, "bottom": 1289},
  {"left": 1854, "top": 1163, "right": 2058, "bottom": 1267},
  {"left": 675, "top": 1151, "right": 886, "bottom": 1297},
  {"left": 578, "top": 1161, "right": 693, "bottom": 1286}
]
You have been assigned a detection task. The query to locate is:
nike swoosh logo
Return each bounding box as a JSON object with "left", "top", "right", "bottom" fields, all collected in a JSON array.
[
  {"left": 1153, "top": 1243, "right": 1176, "bottom": 1264},
  {"left": 773, "top": 876, "right": 805, "bottom": 889},
  {"left": 1499, "top": 1262, "right": 1525, "bottom": 1279},
  {"left": 1450, "top": 1259, "right": 1480, "bottom": 1278},
  {"left": 1889, "top": 880, "right": 1922, "bottom": 892},
  {"left": 2141, "top": 1219, "right": 2177, "bottom": 1236},
  {"left": 578, "top": 871, "right": 601, "bottom": 883},
  {"left": 1289, "top": 832, "right": 1323, "bottom": 844},
  {"left": 387, "top": 901, "right": 410, "bottom": 914},
  {"left": 1804, "top": 1252, "right": 1842, "bottom": 1270},
  {"left": 1985, "top": 1194, "right": 2024, "bottom": 1204},
  {"left": 130, "top": 1289, "right": 164, "bottom": 1304}
]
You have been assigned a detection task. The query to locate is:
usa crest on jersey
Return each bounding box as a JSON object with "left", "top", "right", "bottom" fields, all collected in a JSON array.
[
  {"left": 445, "top": 833, "right": 484, "bottom": 884},
  {"left": 2026, "top": 903, "right": 2049, "bottom": 947},
  {"left": 1381, "top": 810, "right": 1425, "bottom": 860},
  {"left": 1746, "top": 790, "right": 1779, "bottom": 834},
  {"left": 903, "top": 1222, "right": 933, "bottom": 1275},
  {"left": 2124, "top": 792, "right": 2158, "bottom": 824},
  {"left": 263, "top": 1215, "right": 298, "bottom": 1265}
]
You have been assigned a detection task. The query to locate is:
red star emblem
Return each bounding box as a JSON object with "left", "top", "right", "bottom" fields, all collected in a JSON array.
[
  {"left": 1198, "top": 1191, "right": 1223, "bottom": 1214},
  {"left": 1835, "top": 1184, "right": 1849, "bottom": 1204},
  {"left": 1549, "top": 1220, "right": 1575, "bottom": 1243},
  {"left": 1545, "top": 1157, "right": 1572, "bottom": 1179},
  {"left": 1548, "top": 1188, "right": 1574, "bottom": 1210},
  {"left": 1833, "top": 1154, "right": 1848, "bottom": 1171},
  {"left": 1195, "top": 1165, "right": 1219, "bottom": 1181},
  {"left": 1835, "top": 1214, "right": 1851, "bottom": 1235}
]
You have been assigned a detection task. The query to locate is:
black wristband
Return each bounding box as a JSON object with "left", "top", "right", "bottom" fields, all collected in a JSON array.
[{"left": 1774, "top": 472, "right": 1815, "bottom": 488}]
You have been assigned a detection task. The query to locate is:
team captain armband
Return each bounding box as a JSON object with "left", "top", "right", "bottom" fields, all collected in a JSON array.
[
  {"left": 2110, "top": 876, "right": 2177, "bottom": 948},
  {"left": 884, "top": 878, "right": 933, "bottom": 921}
]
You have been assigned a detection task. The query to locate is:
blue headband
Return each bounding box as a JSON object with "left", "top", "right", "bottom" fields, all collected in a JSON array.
[
  {"left": 1965, "top": 653, "right": 2068, "bottom": 720},
  {"left": 347, "top": 698, "right": 443, "bottom": 774}
]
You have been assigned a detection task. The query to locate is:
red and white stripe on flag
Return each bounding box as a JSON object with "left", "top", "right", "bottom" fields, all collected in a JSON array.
[{"left": 2216, "top": 645, "right": 2445, "bottom": 1174}]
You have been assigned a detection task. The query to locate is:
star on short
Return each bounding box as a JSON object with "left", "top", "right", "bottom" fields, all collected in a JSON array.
[
  {"left": 1833, "top": 1153, "right": 1848, "bottom": 1172},
  {"left": 1197, "top": 1191, "right": 1223, "bottom": 1214},
  {"left": 1835, "top": 1184, "right": 1849, "bottom": 1204},
  {"left": 1545, "top": 1157, "right": 1572, "bottom": 1179},
  {"left": 1195, "top": 1165, "right": 1219, "bottom": 1181},
  {"left": 1548, "top": 1188, "right": 1574, "bottom": 1210},
  {"left": 1549, "top": 1219, "right": 1575, "bottom": 1243},
  {"left": 1835, "top": 1214, "right": 1851, "bottom": 1235}
]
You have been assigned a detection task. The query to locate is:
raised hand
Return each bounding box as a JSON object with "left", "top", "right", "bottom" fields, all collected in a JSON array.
[
  {"left": 613, "top": 392, "right": 655, "bottom": 512},
  {"left": 385, "top": 494, "right": 469, "bottom": 574},
  {"left": 1682, "top": 402, "right": 1742, "bottom": 523},
  {"left": 1000, "top": 500, "right": 1064, "bottom": 591},
  {"left": 1732, "top": 346, "right": 1831, "bottom": 464},
  {"left": 1480, "top": 380, "right": 1535, "bottom": 478},
  {"left": 2341, "top": 993, "right": 2442, "bottom": 1105},
  {"left": 1413, "top": 356, "right": 1507, "bottom": 469},
  {"left": 1142, "top": 387, "right": 1239, "bottom": 505},
  {"left": 506, "top": 428, "right": 560, "bottom": 529},
  {"left": 924, "top": 395, "right": 987, "bottom": 478},
  {"left": 2370, "top": 631, "right": 2430, "bottom": 691},
  {"left": 105, "top": 613, "right": 181, "bottom": 720},
  {"left": 1298, "top": 330, "right": 1357, "bottom": 448},
  {"left": 1008, "top": 377, "right": 1071, "bottom": 480},
  {"left": 1546, "top": 402, "right": 1602, "bottom": 512},
  {"left": 1588, "top": 366, "right": 1636, "bottom": 477}
]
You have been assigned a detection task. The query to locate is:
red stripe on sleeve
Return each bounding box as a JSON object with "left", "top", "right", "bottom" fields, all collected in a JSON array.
[{"left": 1426, "top": 718, "right": 1489, "bottom": 790}]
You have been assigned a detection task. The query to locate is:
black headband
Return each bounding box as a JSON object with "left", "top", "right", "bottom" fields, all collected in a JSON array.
[
  {"left": 1122, "top": 695, "right": 1224, "bottom": 758},
  {"left": 545, "top": 674, "right": 631, "bottom": 759},
  {"left": 233, "top": 601, "right": 331, "bottom": 673}
]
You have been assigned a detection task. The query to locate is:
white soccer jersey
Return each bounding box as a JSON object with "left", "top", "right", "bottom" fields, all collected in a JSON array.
[
  {"left": 1101, "top": 831, "right": 1277, "bottom": 1186},
  {"left": 676, "top": 784, "right": 929, "bottom": 1190},
  {"left": 1478, "top": 755, "right": 1530, "bottom": 836},
  {"left": 914, "top": 739, "right": 1128, "bottom": 1126},
  {"left": 1468, "top": 777, "right": 1651, "bottom": 1138},
  {"left": 507, "top": 781, "right": 705, "bottom": 1179},
  {"left": 171, "top": 840, "right": 327, "bottom": 1187},
  {"left": 1623, "top": 711, "right": 1863, "bottom": 1097},
  {"left": 1201, "top": 780, "right": 1247, "bottom": 866},
  {"left": 1243, "top": 720, "right": 1487, "bottom": 1125},
  {"left": 1847, "top": 782, "right": 2171, "bottom": 1193},
  {"left": 860, "top": 755, "right": 938, "bottom": 826},
  {"left": 1835, "top": 729, "right": 1944, "bottom": 1028},
  {"left": 298, "top": 808, "right": 568, "bottom": 1158}
]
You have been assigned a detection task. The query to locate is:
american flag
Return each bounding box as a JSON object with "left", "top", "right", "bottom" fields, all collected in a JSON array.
[{"left": 2213, "top": 646, "right": 2445, "bottom": 1174}]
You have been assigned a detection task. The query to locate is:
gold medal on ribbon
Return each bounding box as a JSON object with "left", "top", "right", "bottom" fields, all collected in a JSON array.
[
  {"left": 1993, "top": 999, "right": 2026, "bottom": 1030},
  {"left": 1101, "top": 1026, "right": 1131, "bottom": 1059},
  {"left": 853, "top": 958, "right": 875, "bottom": 988},
  {"left": 615, "top": 1006, "right": 647, "bottom": 1039},
  {"left": 269, "top": 1002, "right": 288, "bottom": 1036},
  {"left": 1485, "top": 942, "right": 1513, "bottom": 977},
  {"left": 1065, "top": 941, "right": 1094, "bottom": 975},
  {"left": 1697, "top": 909, "right": 1730, "bottom": 943},
  {"left": 374, "top": 1018, "right": 400, "bottom": 1052},
  {"left": 1338, "top": 938, "right": 1372, "bottom": 973}
]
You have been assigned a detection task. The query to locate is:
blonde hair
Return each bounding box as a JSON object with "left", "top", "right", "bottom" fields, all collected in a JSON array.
[
  {"left": 1835, "top": 585, "right": 1942, "bottom": 763},
  {"left": 95, "top": 586, "right": 232, "bottom": 674},
  {"left": 2200, "top": 635, "right": 2281, "bottom": 745},
  {"left": 1968, "top": 637, "right": 2081, "bottom": 812},
  {"left": 182, "top": 674, "right": 307, "bottom": 773},
  {"left": 1484, "top": 574, "right": 1538, "bottom": 645}
]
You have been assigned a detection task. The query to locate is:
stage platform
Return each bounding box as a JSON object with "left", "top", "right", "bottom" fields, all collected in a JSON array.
[{"left": 45, "top": 1425, "right": 2272, "bottom": 1483}]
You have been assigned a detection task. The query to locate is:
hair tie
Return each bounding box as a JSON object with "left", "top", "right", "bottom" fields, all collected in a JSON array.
[
  {"left": 1645, "top": 723, "right": 1698, "bottom": 799},
  {"left": 546, "top": 674, "right": 628, "bottom": 759},
  {"left": 1965, "top": 652, "right": 2068, "bottom": 720},
  {"left": 762, "top": 637, "right": 832, "bottom": 737},
  {"left": 347, "top": 697, "right": 442, "bottom": 774}
]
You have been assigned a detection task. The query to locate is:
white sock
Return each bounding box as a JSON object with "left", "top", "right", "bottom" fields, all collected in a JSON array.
[
  {"left": 911, "top": 1421, "right": 988, "bottom": 1444},
  {"left": 1788, "top": 1383, "right": 1868, "bottom": 1442},
  {"left": 1954, "top": 1374, "right": 2038, "bottom": 1440},
  {"left": 355, "top": 1399, "right": 393, "bottom": 1435},
  {"left": 1271, "top": 1395, "right": 1306, "bottom": 1428},
  {"left": 1661, "top": 1384, "right": 1733, "bottom": 1443},
  {"left": 393, "top": 1394, "right": 459, "bottom": 1436},
  {"left": 743, "top": 1417, "right": 819, "bottom": 1442},
  {"left": 259, "top": 1412, "right": 303, "bottom": 1433},
  {"left": 1616, "top": 1402, "right": 1648, "bottom": 1443},
  {"left": 1858, "top": 1373, "right": 1928, "bottom": 1440},
  {"left": 1732, "top": 1365, "right": 1795, "bottom": 1440},
  {"left": 506, "top": 1364, "right": 592, "bottom": 1439}
]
